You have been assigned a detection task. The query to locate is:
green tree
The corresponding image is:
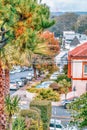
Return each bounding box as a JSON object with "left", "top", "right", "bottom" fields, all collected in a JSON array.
[
  {"left": 49, "top": 12, "right": 78, "bottom": 36},
  {"left": 5, "top": 95, "right": 20, "bottom": 130},
  {"left": 58, "top": 79, "right": 71, "bottom": 99},
  {"left": 55, "top": 74, "right": 71, "bottom": 83},
  {"left": 0, "top": 0, "right": 55, "bottom": 77},
  {"left": 68, "top": 93, "right": 87, "bottom": 129},
  {"left": 75, "top": 15, "right": 87, "bottom": 33}
]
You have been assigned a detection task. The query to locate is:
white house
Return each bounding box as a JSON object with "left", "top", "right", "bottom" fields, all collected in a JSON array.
[
  {"left": 55, "top": 51, "right": 68, "bottom": 72},
  {"left": 62, "top": 31, "right": 87, "bottom": 50}
]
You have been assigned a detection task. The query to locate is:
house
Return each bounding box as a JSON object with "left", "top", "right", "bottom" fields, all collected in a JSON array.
[
  {"left": 69, "top": 36, "right": 80, "bottom": 50},
  {"left": 54, "top": 51, "right": 68, "bottom": 72},
  {"left": 62, "top": 31, "right": 87, "bottom": 50},
  {"left": 68, "top": 42, "right": 87, "bottom": 96}
]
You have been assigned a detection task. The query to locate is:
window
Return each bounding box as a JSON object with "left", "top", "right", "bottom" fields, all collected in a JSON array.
[{"left": 84, "top": 64, "right": 87, "bottom": 76}]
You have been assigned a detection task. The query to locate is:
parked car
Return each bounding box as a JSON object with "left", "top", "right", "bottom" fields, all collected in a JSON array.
[
  {"left": 15, "top": 79, "right": 24, "bottom": 87},
  {"left": 65, "top": 125, "right": 78, "bottom": 130},
  {"left": 49, "top": 119, "right": 64, "bottom": 130},
  {"left": 26, "top": 73, "right": 33, "bottom": 81},
  {"left": 50, "top": 74, "right": 58, "bottom": 80},
  {"left": 20, "top": 77, "right": 28, "bottom": 85},
  {"left": 61, "top": 97, "right": 78, "bottom": 109},
  {"left": 36, "top": 81, "right": 54, "bottom": 88},
  {"left": 10, "top": 70, "right": 16, "bottom": 74},
  {"left": 10, "top": 81, "right": 19, "bottom": 90},
  {"left": 61, "top": 99, "right": 72, "bottom": 109},
  {"left": 53, "top": 71, "right": 60, "bottom": 75}
]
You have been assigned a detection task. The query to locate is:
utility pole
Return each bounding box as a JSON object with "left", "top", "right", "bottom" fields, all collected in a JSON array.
[{"left": 0, "top": 22, "right": 8, "bottom": 130}]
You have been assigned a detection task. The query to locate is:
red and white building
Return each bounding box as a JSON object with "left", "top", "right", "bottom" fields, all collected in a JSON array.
[{"left": 68, "top": 42, "right": 87, "bottom": 96}]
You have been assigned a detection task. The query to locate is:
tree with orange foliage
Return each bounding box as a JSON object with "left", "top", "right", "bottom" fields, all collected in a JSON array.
[{"left": 41, "top": 31, "right": 60, "bottom": 56}]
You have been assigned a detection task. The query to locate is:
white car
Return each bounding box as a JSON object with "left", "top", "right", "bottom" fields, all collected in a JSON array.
[
  {"left": 65, "top": 125, "right": 78, "bottom": 130},
  {"left": 49, "top": 119, "right": 64, "bottom": 130},
  {"left": 36, "top": 81, "right": 54, "bottom": 88},
  {"left": 50, "top": 75, "right": 58, "bottom": 80},
  {"left": 10, "top": 81, "right": 19, "bottom": 90},
  {"left": 53, "top": 71, "right": 60, "bottom": 75}
]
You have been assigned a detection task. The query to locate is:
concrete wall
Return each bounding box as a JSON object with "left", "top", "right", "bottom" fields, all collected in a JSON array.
[{"left": 72, "top": 80, "right": 87, "bottom": 96}]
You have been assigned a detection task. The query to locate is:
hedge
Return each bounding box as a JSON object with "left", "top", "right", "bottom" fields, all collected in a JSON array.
[
  {"left": 30, "top": 100, "right": 51, "bottom": 130},
  {"left": 20, "top": 109, "right": 41, "bottom": 130}
]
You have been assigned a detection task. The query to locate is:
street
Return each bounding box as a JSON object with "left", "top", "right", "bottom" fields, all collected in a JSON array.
[
  {"left": 52, "top": 106, "right": 71, "bottom": 126},
  {"left": 10, "top": 70, "right": 29, "bottom": 95},
  {"left": 10, "top": 70, "right": 71, "bottom": 127}
]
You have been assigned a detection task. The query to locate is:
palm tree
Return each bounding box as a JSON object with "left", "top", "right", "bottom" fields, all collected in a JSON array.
[
  {"left": 58, "top": 79, "right": 71, "bottom": 100},
  {"left": 0, "top": 1, "right": 54, "bottom": 128},
  {"left": 5, "top": 95, "right": 20, "bottom": 130}
]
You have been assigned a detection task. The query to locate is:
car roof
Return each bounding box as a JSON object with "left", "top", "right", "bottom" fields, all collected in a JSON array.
[{"left": 50, "top": 119, "right": 61, "bottom": 124}]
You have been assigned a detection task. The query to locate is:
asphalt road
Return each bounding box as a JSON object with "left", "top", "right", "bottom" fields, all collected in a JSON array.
[
  {"left": 10, "top": 70, "right": 29, "bottom": 95},
  {"left": 52, "top": 106, "right": 71, "bottom": 126},
  {"left": 10, "top": 71, "right": 71, "bottom": 127}
]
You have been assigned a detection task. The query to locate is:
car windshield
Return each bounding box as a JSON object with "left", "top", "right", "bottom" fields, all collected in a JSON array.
[
  {"left": 10, "top": 82, "right": 16, "bottom": 84},
  {"left": 50, "top": 123, "right": 55, "bottom": 127},
  {"left": 56, "top": 124, "right": 62, "bottom": 128},
  {"left": 50, "top": 123, "right": 62, "bottom": 128}
]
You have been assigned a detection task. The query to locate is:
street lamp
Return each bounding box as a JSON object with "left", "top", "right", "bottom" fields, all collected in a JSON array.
[{"left": 73, "top": 86, "right": 76, "bottom": 99}]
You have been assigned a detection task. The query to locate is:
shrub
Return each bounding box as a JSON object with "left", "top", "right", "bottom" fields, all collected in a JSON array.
[
  {"left": 55, "top": 74, "right": 71, "bottom": 83},
  {"left": 30, "top": 100, "right": 51, "bottom": 130},
  {"left": 35, "top": 88, "right": 60, "bottom": 101},
  {"left": 20, "top": 109, "right": 40, "bottom": 120},
  {"left": 12, "top": 117, "right": 26, "bottom": 130},
  {"left": 27, "top": 88, "right": 41, "bottom": 93},
  {"left": 20, "top": 109, "right": 41, "bottom": 130}
]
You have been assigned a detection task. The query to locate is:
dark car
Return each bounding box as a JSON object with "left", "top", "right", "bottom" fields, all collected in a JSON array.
[
  {"left": 20, "top": 77, "right": 28, "bottom": 85},
  {"left": 61, "top": 97, "right": 78, "bottom": 109}
]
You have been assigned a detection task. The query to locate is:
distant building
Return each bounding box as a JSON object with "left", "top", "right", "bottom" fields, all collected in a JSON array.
[
  {"left": 68, "top": 42, "right": 87, "bottom": 96},
  {"left": 55, "top": 51, "right": 68, "bottom": 72},
  {"left": 62, "top": 31, "right": 87, "bottom": 50}
]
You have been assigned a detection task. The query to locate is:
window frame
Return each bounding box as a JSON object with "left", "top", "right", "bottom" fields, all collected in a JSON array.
[{"left": 82, "top": 62, "right": 87, "bottom": 78}]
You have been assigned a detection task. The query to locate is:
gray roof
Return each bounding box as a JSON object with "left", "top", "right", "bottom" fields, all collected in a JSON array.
[{"left": 70, "top": 36, "right": 80, "bottom": 47}]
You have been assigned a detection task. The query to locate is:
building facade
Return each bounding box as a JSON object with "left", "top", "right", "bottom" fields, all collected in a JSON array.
[{"left": 68, "top": 42, "right": 87, "bottom": 96}]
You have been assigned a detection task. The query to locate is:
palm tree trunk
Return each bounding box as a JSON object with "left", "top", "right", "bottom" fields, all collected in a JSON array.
[
  {"left": 0, "top": 60, "right": 6, "bottom": 130},
  {"left": 9, "top": 116, "right": 12, "bottom": 130},
  {"left": 4, "top": 68, "right": 10, "bottom": 96}
]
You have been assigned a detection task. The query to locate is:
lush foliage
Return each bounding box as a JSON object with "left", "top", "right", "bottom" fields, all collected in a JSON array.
[
  {"left": 75, "top": 15, "right": 87, "bottom": 34},
  {"left": 68, "top": 93, "right": 87, "bottom": 129},
  {"left": 49, "top": 12, "right": 87, "bottom": 36},
  {"left": 63, "top": 64, "right": 68, "bottom": 75},
  {"left": 41, "top": 31, "right": 60, "bottom": 55},
  {"left": 58, "top": 79, "right": 71, "bottom": 99},
  {"left": 27, "top": 88, "right": 60, "bottom": 101},
  {"left": 30, "top": 100, "right": 51, "bottom": 130},
  {"left": 49, "top": 12, "right": 78, "bottom": 36},
  {"left": 55, "top": 74, "right": 71, "bottom": 83},
  {"left": 5, "top": 95, "right": 20, "bottom": 130},
  {"left": 12, "top": 117, "right": 26, "bottom": 130},
  {"left": 0, "top": 0, "right": 55, "bottom": 67},
  {"left": 20, "top": 109, "right": 41, "bottom": 130}
]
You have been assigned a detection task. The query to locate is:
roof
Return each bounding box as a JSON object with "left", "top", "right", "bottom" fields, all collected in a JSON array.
[
  {"left": 70, "top": 36, "right": 80, "bottom": 46},
  {"left": 69, "top": 42, "right": 87, "bottom": 57},
  {"left": 55, "top": 51, "right": 68, "bottom": 59}
]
